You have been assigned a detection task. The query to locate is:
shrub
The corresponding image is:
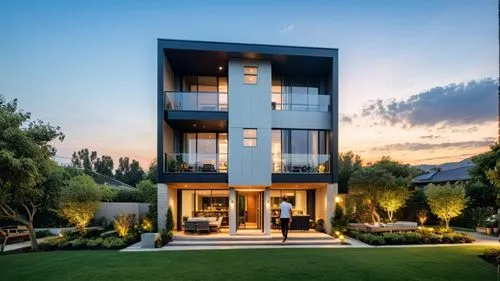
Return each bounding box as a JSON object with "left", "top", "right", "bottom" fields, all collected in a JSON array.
[
  {"left": 382, "top": 233, "right": 406, "bottom": 245},
  {"left": 483, "top": 248, "right": 500, "bottom": 259},
  {"left": 141, "top": 217, "right": 153, "bottom": 232},
  {"left": 101, "top": 237, "right": 126, "bottom": 249},
  {"left": 114, "top": 213, "right": 135, "bottom": 238},
  {"left": 358, "top": 233, "right": 386, "bottom": 245},
  {"left": 35, "top": 230, "right": 52, "bottom": 238},
  {"left": 331, "top": 204, "right": 349, "bottom": 233},
  {"left": 315, "top": 219, "right": 325, "bottom": 233},
  {"left": 86, "top": 237, "right": 104, "bottom": 249},
  {"left": 404, "top": 232, "right": 422, "bottom": 244},
  {"left": 113, "top": 189, "right": 144, "bottom": 203},
  {"left": 71, "top": 238, "right": 89, "bottom": 249},
  {"left": 166, "top": 207, "right": 174, "bottom": 232}
]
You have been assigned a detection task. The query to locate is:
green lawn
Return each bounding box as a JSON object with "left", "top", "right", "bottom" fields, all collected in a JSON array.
[{"left": 0, "top": 247, "right": 495, "bottom": 281}]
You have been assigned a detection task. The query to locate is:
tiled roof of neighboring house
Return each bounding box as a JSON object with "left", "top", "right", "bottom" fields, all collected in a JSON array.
[{"left": 412, "top": 166, "right": 472, "bottom": 185}]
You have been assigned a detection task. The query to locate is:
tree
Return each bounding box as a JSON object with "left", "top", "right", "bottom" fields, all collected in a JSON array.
[
  {"left": 58, "top": 175, "right": 102, "bottom": 232},
  {"left": 71, "top": 149, "right": 114, "bottom": 177},
  {"left": 137, "top": 179, "right": 157, "bottom": 204},
  {"left": 425, "top": 183, "right": 467, "bottom": 230},
  {"left": 94, "top": 155, "right": 114, "bottom": 177},
  {"left": 166, "top": 207, "right": 174, "bottom": 232},
  {"left": 348, "top": 167, "right": 395, "bottom": 224},
  {"left": 0, "top": 96, "right": 64, "bottom": 251},
  {"left": 330, "top": 203, "right": 349, "bottom": 232},
  {"left": 338, "top": 151, "right": 362, "bottom": 193},
  {"left": 470, "top": 143, "right": 500, "bottom": 184},
  {"left": 371, "top": 156, "right": 421, "bottom": 180},
  {"left": 115, "top": 157, "right": 144, "bottom": 187},
  {"left": 145, "top": 159, "right": 158, "bottom": 184},
  {"left": 378, "top": 180, "right": 410, "bottom": 222}
]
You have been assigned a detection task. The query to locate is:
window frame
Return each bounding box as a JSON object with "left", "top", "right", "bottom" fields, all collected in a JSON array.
[
  {"left": 243, "top": 128, "right": 258, "bottom": 147},
  {"left": 243, "top": 66, "right": 258, "bottom": 85}
]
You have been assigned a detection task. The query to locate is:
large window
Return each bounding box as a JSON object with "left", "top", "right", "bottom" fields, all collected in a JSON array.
[
  {"left": 272, "top": 129, "right": 330, "bottom": 173},
  {"left": 177, "top": 76, "right": 227, "bottom": 111},
  {"left": 180, "top": 190, "right": 230, "bottom": 226},
  {"left": 270, "top": 190, "right": 308, "bottom": 216},
  {"left": 272, "top": 76, "right": 330, "bottom": 112}
]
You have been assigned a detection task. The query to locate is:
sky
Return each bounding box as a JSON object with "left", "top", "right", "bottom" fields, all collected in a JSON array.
[{"left": 0, "top": 0, "right": 498, "bottom": 168}]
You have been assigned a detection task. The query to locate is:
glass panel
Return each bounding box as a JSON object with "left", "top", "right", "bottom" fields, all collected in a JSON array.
[
  {"left": 244, "top": 66, "right": 258, "bottom": 75},
  {"left": 295, "top": 191, "right": 307, "bottom": 215},
  {"left": 308, "top": 78, "right": 320, "bottom": 95},
  {"left": 291, "top": 130, "right": 308, "bottom": 154},
  {"left": 219, "top": 93, "right": 228, "bottom": 111},
  {"left": 181, "top": 190, "right": 195, "bottom": 219},
  {"left": 243, "top": 139, "right": 257, "bottom": 147},
  {"left": 244, "top": 75, "right": 257, "bottom": 84},
  {"left": 198, "top": 76, "right": 217, "bottom": 92},
  {"left": 197, "top": 133, "right": 216, "bottom": 171},
  {"left": 318, "top": 95, "right": 330, "bottom": 112},
  {"left": 218, "top": 77, "right": 228, "bottom": 93},
  {"left": 292, "top": 86, "right": 308, "bottom": 95},
  {"left": 197, "top": 92, "right": 218, "bottom": 111},
  {"left": 272, "top": 130, "right": 282, "bottom": 172},
  {"left": 195, "top": 190, "right": 212, "bottom": 214},
  {"left": 308, "top": 131, "right": 318, "bottom": 155},
  {"left": 218, "top": 133, "right": 228, "bottom": 173},
  {"left": 218, "top": 133, "right": 228, "bottom": 154},
  {"left": 243, "top": 129, "right": 257, "bottom": 138},
  {"left": 182, "top": 76, "right": 198, "bottom": 92},
  {"left": 272, "top": 93, "right": 282, "bottom": 110},
  {"left": 319, "top": 131, "right": 327, "bottom": 154},
  {"left": 184, "top": 133, "right": 197, "bottom": 168}
]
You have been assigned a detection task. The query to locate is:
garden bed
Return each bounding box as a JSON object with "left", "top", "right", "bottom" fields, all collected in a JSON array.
[{"left": 348, "top": 229, "right": 474, "bottom": 246}]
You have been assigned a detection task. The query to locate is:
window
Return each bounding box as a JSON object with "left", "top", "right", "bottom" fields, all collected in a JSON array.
[
  {"left": 243, "top": 129, "right": 257, "bottom": 147},
  {"left": 243, "top": 66, "right": 258, "bottom": 84}
]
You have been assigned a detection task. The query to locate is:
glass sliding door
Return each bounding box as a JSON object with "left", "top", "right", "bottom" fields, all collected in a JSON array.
[{"left": 197, "top": 133, "right": 217, "bottom": 172}]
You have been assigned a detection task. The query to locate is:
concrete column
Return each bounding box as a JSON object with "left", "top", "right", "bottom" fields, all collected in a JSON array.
[
  {"left": 229, "top": 188, "right": 236, "bottom": 236},
  {"left": 157, "top": 183, "right": 169, "bottom": 231},
  {"left": 264, "top": 187, "right": 271, "bottom": 235},
  {"left": 325, "top": 183, "right": 338, "bottom": 235}
]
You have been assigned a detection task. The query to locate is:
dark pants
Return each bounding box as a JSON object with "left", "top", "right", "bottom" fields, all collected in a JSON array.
[{"left": 280, "top": 218, "right": 290, "bottom": 238}]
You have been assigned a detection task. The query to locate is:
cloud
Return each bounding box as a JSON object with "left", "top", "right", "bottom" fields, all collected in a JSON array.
[
  {"left": 340, "top": 113, "right": 357, "bottom": 125},
  {"left": 280, "top": 24, "right": 294, "bottom": 33},
  {"left": 371, "top": 138, "right": 495, "bottom": 152},
  {"left": 419, "top": 135, "right": 440, "bottom": 139},
  {"left": 362, "top": 78, "right": 498, "bottom": 127}
]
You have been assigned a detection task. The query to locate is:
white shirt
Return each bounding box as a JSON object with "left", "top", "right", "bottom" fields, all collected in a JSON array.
[{"left": 279, "top": 202, "right": 293, "bottom": 219}]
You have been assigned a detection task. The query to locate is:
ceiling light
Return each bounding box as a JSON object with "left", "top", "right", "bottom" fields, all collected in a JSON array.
[
  {"left": 192, "top": 124, "right": 197, "bottom": 127},
  {"left": 218, "top": 66, "right": 223, "bottom": 70}
]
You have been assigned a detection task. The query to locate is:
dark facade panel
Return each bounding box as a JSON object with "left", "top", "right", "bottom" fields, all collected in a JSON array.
[
  {"left": 159, "top": 173, "right": 228, "bottom": 183},
  {"left": 272, "top": 174, "right": 333, "bottom": 183}
]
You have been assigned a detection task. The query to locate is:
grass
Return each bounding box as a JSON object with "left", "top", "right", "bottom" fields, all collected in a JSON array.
[{"left": 0, "top": 247, "right": 495, "bottom": 281}]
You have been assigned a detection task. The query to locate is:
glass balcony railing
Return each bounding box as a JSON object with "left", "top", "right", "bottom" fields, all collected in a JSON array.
[
  {"left": 272, "top": 93, "right": 330, "bottom": 112},
  {"left": 165, "top": 91, "right": 228, "bottom": 111},
  {"left": 164, "top": 153, "right": 228, "bottom": 173},
  {"left": 271, "top": 153, "right": 330, "bottom": 173}
]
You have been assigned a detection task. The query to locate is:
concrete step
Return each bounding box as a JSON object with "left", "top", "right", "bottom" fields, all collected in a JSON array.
[
  {"left": 174, "top": 235, "right": 334, "bottom": 241},
  {"left": 169, "top": 239, "right": 340, "bottom": 247}
]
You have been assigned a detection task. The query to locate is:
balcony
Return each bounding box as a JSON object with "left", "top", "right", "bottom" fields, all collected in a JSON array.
[
  {"left": 272, "top": 153, "right": 330, "bottom": 174},
  {"left": 165, "top": 91, "right": 228, "bottom": 112},
  {"left": 164, "top": 153, "right": 228, "bottom": 173},
  {"left": 272, "top": 93, "right": 330, "bottom": 112}
]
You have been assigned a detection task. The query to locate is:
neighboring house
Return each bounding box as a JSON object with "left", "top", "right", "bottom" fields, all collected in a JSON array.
[
  {"left": 411, "top": 165, "right": 473, "bottom": 187},
  {"left": 157, "top": 39, "right": 339, "bottom": 235}
]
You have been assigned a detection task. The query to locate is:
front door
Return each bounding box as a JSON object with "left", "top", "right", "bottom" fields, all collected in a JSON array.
[{"left": 236, "top": 191, "right": 264, "bottom": 232}]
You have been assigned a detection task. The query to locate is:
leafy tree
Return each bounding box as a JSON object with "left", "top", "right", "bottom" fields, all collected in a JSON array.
[
  {"left": 371, "top": 156, "right": 421, "bottom": 180},
  {"left": 470, "top": 143, "right": 500, "bottom": 183},
  {"left": 330, "top": 203, "right": 349, "bottom": 232},
  {"left": 378, "top": 180, "right": 410, "bottom": 222},
  {"left": 145, "top": 159, "right": 158, "bottom": 184},
  {"left": 348, "top": 167, "right": 395, "bottom": 224},
  {"left": 58, "top": 175, "right": 102, "bottom": 232},
  {"left": 338, "top": 151, "right": 362, "bottom": 193},
  {"left": 465, "top": 181, "right": 497, "bottom": 209},
  {"left": 137, "top": 180, "right": 157, "bottom": 203},
  {"left": 0, "top": 96, "right": 64, "bottom": 250},
  {"left": 425, "top": 183, "right": 467, "bottom": 230},
  {"left": 115, "top": 157, "right": 145, "bottom": 187},
  {"left": 94, "top": 155, "right": 114, "bottom": 177},
  {"left": 71, "top": 149, "right": 114, "bottom": 177}
]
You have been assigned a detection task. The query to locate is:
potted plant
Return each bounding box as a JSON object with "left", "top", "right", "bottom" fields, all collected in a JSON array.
[
  {"left": 486, "top": 215, "right": 499, "bottom": 236},
  {"left": 476, "top": 220, "right": 487, "bottom": 234}
]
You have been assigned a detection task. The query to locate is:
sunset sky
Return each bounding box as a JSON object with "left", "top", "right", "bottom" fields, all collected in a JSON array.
[{"left": 0, "top": 0, "right": 497, "bottom": 168}]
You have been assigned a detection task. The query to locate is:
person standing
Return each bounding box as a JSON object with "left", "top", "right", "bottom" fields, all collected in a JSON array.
[{"left": 279, "top": 196, "right": 293, "bottom": 242}]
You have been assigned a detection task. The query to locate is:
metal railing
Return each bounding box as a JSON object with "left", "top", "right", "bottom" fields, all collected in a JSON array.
[
  {"left": 164, "top": 153, "right": 228, "bottom": 173},
  {"left": 272, "top": 93, "right": 330, "bottom": 112},
  {"left": 271, "top": 153, "right": 330, "bottom": 173},
  {"left": 165, "top": 91, "right": 228, "bottom": 111}
]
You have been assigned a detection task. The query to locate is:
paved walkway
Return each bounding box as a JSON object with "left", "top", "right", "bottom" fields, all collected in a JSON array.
[
  {"left": 121, "top": 231, "right": 499, "bottom": 252},
  {"left": 3, "top": 237, "right": 51, "bottom": 252}
]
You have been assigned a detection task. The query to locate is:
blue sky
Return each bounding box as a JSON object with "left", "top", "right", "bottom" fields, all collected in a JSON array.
[{"left": 0, "top": 0, "right": 497, "bottom": 166}]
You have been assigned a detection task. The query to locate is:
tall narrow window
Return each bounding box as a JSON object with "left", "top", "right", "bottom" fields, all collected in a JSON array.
[
  {"left": 243, "top": 66, "right": 258, "bottom": 84},
  {"left": 243, "top": 129, "right": 257, "bottom": 147}
]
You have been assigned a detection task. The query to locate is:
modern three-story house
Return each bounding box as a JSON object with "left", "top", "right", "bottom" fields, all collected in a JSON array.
[{"left": 157, "top": 39, "right": 339, "bottom": 235}]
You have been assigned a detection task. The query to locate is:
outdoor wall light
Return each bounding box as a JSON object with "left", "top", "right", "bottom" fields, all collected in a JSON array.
[{"left": 335, "top": 196, "right": 342, "bottom": 203}]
